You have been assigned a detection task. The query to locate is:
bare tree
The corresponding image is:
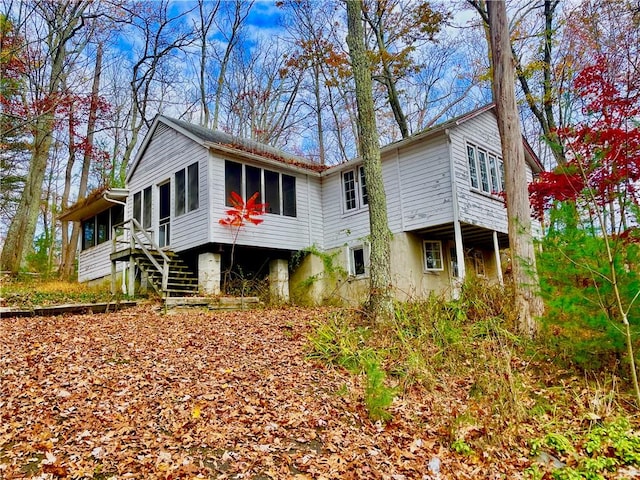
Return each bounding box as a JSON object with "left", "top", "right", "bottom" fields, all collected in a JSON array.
[
  {"left": 346, "top": 0, "right": 394, "bottom": 323},
  {"left": 487, "top": 0, "right": 544, "bottom": 338},
  {"left": 115, "top": 0, "right": 196, "bottom": 185},
  {"left": 59, "top": 43, "right": 103, "bottom": 279},
  {"left": 1, "top": 0, "right": 93, "bottom": 274}
]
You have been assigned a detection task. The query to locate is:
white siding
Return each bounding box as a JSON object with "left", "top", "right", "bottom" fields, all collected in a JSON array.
[
  {"left": 449, "top": 112, "right": 512, "bottom": 233},
  {"left": 209, "top": 153, "right": 323, "bottom": 251},
  {"left": 396, "top": 136, "right": 453, "bottom": 231},
  {"left": 78, "top": 242, "right": 115, "bottom": 282},
  {"left": 127, "top": 124, "right": 211, "bottom": 252}
]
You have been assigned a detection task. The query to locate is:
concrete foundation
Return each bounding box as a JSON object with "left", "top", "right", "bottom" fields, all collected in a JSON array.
[
  {"left": 199, "top": 252, "right": 221, "bottom": 295},
  {"left": 269, "top": 258, "right": 290, "bottom": 303}
]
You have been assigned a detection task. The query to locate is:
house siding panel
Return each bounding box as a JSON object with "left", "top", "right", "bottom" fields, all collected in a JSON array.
[
  {"left": 78, "top": 242, "right": 116, "bottom": 282},
  {"left": 127, "top": 124, "right": 210, "bottom": 252},
  {"left": 396, "top": 137, "right": 453, "bottom": 231},
  {"left": 449, "top": 113, "right": 511, "bottom": 233}
]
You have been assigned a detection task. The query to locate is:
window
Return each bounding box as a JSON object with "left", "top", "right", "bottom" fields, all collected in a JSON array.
[
  {"left": 359, "top": 166, "right": 368, "bottom": 206},
  {"left": 467, "top": 146, "right": 479, "bottom": 189},
  {"left": 223, "top": 160, "right": 297, "bottom": 217},
  {"left": 349, "top": 244, "right": 369, "bottom": 277},
  {"left": 143, "top": 186, "right": 152, "bottom": 229},
  {"left": 97, "top": 210, "right": 109, "bottom": 244},
  {"left": 467, "top": 143, "right": 504, "bottom": 195},
  {"left": 282, "top": 174, "right": 296, "bottom": 217},
  {"left": 423, "top": 240, "right": 444, "bottom": 271},
  {"left": 188, "top": 163, "right": 199, "bottom": 211},
  {"left": 246, "top": 165, "right": 262, "bottom": 203},
  {"left": 175, "top": 162, "right": 199, "bottom": 216},
  {"left": 80, "top": 204, "right": 124, "bottom": 251},
  {"left": 82, "top": 220, "right": 95, "bottom": 250},
  {"left": 473, "top": 250, "right": 486, "bottom": 276},
  {"left": 265, "top": 169, "right": 280, "bottom": 214},
  {"left": 225, "top": 161, "right": 242, "bottom": 206},
  {"left": 343, "top": 166, "right": 367, "bottom": 212},
  {"left": 133, "top": 191, "right": 141, "bottom": 225},
  {"left": 175, "top": 169, "right": 185, "bottom": 216}
]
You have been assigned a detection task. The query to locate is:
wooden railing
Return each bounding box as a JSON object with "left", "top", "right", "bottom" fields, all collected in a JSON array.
[{"left": 112, "top": 218, "right": 170, "bottom": 293}]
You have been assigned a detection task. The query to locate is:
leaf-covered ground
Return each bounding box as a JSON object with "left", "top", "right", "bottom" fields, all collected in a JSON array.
[{"left": 2, "top": 306, "right": 529, "bottom": 479}]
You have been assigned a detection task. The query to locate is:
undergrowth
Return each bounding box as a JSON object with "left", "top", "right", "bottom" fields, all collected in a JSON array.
[
  {"left": 1, "top": 279, "right": 115, "bottom": 308},
  {"left": 308, "top": 278, "right": 640, "bottom": 476}
]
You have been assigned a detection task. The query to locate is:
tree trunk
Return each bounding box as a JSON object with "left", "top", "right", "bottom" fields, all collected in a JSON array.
[
  {"left": 59, "top": 43, "right": 103, "bottom": 279},
  {"left": 346, "top": 0, "right": 394, "bottom": 324},
  {"left": 0, "top": 114, "right": 55, "bottom": 273},
  {"left": 487, "top": 0, "right": 544, "bottom": 338}
]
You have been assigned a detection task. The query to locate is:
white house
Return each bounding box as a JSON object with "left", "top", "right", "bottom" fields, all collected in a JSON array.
[{"left": 59, "top": 104, "right": 543, "bottom": 304}]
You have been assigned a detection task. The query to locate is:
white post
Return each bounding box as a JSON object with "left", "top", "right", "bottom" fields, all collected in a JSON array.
[
  {"left": 269, "top": 258, "right": 290, "bottom": 303},
  {"left": 452, "top": 220, "right": 466, "bottom": 299},
  {"left": 493, "top": 230, "right": 504, "bottom": 286},
  {"left": 199, "top": 252, "right": 221, "bottom": 295}
]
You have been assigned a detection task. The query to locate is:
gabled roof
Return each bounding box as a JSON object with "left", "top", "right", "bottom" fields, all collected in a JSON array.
[
  {"left": 326, "top": 104, "right": 544, "bottom": 174},
  {"left": 126, "top": 115, "right": 326, "bottom": 182}
]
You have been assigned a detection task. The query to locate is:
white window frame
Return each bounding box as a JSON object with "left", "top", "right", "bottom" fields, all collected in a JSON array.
[
  {"left": 342, "top": 166, "right": 368, "bottom": 213},
  {"left": 348, "top": 243, "right": 369, "bottom": 277},
  {"left": 423, "top": 240, "right": 444, "bottom": 272},
  {"left": 467, "top": 143, "right": 504, "bottom": 195}
]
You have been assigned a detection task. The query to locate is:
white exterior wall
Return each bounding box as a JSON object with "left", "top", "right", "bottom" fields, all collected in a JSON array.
[
  {"left": 208, "top": 152, "right": 323, "bottom": 251},
  {"left": 322, "top": 152, "right": 403, "bottom": 250},
  {"left": 396, "top": 136, "right": 452, "bottom": 231},
  {"left": 127, "top": 124, "right": 211, "bottom": 252},
  {"left": 78, "top": 242, "right": 118, "bottom": 283},
  {"left": 449, "top": 112, "right": 510, "bottom": 233}
]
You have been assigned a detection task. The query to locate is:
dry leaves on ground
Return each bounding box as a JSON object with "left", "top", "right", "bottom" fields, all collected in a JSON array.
[{"left": 1, "top": 306, "right": 526, "bottom": 479}]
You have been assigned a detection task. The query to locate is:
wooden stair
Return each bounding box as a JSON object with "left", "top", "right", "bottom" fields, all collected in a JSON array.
[{"left": 133, "top": 250, "right": 199, "bottom": 297}]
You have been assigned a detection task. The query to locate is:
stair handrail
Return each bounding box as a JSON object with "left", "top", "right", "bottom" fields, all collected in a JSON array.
[{"left": 125, "top": 218, "right": 170, "bottom": 292}]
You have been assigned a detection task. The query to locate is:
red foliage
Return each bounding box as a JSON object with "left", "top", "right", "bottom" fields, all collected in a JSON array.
[
  {"left": 529, "top": 57, "right": 640, "bottom": 219},
  {"left": 219, "top": 191, "right": 266, "bottom": 227}
]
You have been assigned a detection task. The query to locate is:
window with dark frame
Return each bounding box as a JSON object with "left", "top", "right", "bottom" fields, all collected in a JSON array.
[
  {"left": 282, "top": 174, "right": 296, "bottom": 217},
  {"left": 175, "top": 162, "right": 199, "bottom": 216},
  {"left": 175, "top": 169, "right": 186, "bottom": 216},
  {"left": 188, "top": 162, "right": 199, "bottom": 211},
  {"left": 225, "top": 161, "right": 242, "bottom": 206},
  {"left": 80, "top": 204, "right": 125, "bottom": 251},
  {"left": 224, "top": 160, "right": 296, "bottom": 218},
  {"left": 264, "top": 170, "right": 280, "bottom": 214},
  {"left": 143, "top": 186, "right": 152, "bottom": 229}
]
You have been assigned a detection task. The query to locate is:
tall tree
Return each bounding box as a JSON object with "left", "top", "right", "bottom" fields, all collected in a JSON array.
[
  {"left": 487, "top": 0, "right": 544, "bottom": 338},
  {"left": 468, "top": 0, "right": 566, "bottom": 166},
  {"left": 346, "top": 0, "right": 394, "bottom": 323},
  {"left": 59, "top": 43, "right": 105, "bottom": 279},
  {"left": 195, "top": 0, "right": 220, "bottom": 127},
  {"left": 0, "top": 0, "right": 93, "bottom": 274}
]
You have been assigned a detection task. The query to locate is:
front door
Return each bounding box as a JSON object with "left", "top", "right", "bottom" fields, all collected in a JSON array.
[{"left": 158, "top": 181, "right": 170, "bottom": 247}]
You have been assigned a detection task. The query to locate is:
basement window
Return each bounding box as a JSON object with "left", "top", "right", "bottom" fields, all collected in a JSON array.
[
  {"left": 423, "top": 240, "right": 444, "bottom": 271},
  {"left": 348, "top": 244, "right": 369, "bottom": 277}
]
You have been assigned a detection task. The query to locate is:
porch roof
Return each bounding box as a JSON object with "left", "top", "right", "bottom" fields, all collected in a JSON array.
[
  {"left": 58, "top": 188, "right": 129, "bottom": 222},
  {"left": 411, "top": 222, "right": 510, "bottom": 250}
]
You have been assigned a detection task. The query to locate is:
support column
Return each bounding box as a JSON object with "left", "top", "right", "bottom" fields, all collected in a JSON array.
[
  {"left": 128, "top": 257, "right": 135, "bottom": 297},
  {"left": 452, "top": 220, "right": 466, "bottom": 299},
  {"left": 493, "top": 230, "right": 504, "bottom": 286},
  {"left": 269, "top": 258, "right": 290, "bottom": 303},
  {"left": 199, "top": 252, "right": 221, "bottom": 295}
]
